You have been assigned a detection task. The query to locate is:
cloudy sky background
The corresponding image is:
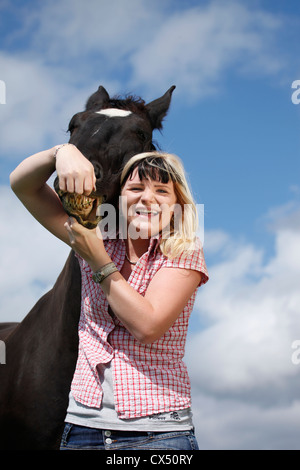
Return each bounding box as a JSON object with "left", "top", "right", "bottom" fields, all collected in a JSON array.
[{"left": 1, "top": 0, "right": 300, "bottom": 449}]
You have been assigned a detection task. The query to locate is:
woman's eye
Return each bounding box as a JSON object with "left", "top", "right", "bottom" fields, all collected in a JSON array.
[{"left": 157, "top": 188, "right": 168, "bottom": 193}]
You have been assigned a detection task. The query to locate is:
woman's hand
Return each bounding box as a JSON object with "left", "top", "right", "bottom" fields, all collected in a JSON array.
[
  {"left": 55, "top": 144, "right": 96, "bottom": 195},
  {"left": 64, "top": 217, "right": 110, "bottom": 271}
]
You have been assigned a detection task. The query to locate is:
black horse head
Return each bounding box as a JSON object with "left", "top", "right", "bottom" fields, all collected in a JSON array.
[{"left": 54, "top": 85, "right": 175, "bottom": 228}]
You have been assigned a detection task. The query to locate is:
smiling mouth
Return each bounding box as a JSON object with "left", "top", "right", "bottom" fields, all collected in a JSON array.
[
  {"left": 57, "top": 190, "right": 103, "bottom": 229},
  {"left": 135, "top": 209, "right": 160, "bottom": 217}
]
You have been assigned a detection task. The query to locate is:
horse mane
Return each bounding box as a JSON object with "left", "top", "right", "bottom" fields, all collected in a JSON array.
[{"left": 102, "top": 94, "right": 147, "bottom": 116}]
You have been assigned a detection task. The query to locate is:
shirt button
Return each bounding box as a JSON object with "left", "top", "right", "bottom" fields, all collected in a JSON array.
[
  {"left": 104, "top": 430, "right": 111, "bottom": 437},
  {"left": 105, "top": 438, "right": 112, "bottom": 445}
]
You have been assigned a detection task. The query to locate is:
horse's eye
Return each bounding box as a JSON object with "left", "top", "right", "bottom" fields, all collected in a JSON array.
[
  {"left": 67, "top": 115, "right": 79, "bottom": 135},
  {"left": 68, "top": 123, "right": 78, "bottom": 135},
  {"left": 137, "top": 129, "right": 146, "bottom": 141}
]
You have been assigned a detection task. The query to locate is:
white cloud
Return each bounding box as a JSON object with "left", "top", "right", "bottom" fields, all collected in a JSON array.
[
  {"left": 129, "top": 1, "right": 283, "bottom": 97},
  {"left": 190, "top": 394, "right": 300, "bottom": 450},
  {"left": 31, "top": 0, "right": 283, "bottom": 97},
  {"left": 1, "top": 1, "right": 286, "bottom": 105},
  {"left": 0, "top": 185, "right": 70, "bottom": 322},
  {"left": 30, "top": 0, "right": 162, "bottom": 65},
  {"left": 0, "top": 51, "right": 122, "bottom": 155},
  {"left": 185, "top": 203, "right": 300, "bottom": 449},
  {"left": 0, "top": 0, "right": 288, "bottom": 156},
  {"left": 0, "top": 53, "right": 78, "bottom": 154}
]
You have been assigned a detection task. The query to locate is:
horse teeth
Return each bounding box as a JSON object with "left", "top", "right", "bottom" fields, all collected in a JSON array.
[{"left": 64, "top": 194, "right": 89, "bottom": 207}]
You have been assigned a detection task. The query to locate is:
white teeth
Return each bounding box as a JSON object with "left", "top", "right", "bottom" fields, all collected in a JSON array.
[{"left": 136, "top": 210, "right": 159, "bottom": 216}]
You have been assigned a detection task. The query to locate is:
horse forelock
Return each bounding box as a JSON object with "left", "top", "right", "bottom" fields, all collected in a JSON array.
[{"left": 101, "top": 95, "right": 147, "bottom": 115}]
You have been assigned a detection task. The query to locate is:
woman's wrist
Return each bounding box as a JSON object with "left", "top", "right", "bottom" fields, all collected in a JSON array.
[
  {"left": 53, "top": 143, "right": 75, "bottom": 160},
  {"left": 54, "top": 144, "right": 96, "bottom": 195},
  {"left": 92, "top": 262, "right": 118, "bottom": 284},
  {"left": 89, "top": 252, "right": 112, "bottom": 273}
]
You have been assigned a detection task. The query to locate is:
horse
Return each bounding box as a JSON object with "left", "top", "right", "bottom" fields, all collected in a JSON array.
[{"left": 0, "top": 84, "right": 175, "bottom": 450}]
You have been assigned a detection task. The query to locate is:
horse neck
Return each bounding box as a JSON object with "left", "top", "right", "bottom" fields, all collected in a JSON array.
[
  {"left": 13, "top": 250, "right": 81, "bottom": 343},
  {"left": 50, "top": 250, "right": 82, "bottom": 335}
]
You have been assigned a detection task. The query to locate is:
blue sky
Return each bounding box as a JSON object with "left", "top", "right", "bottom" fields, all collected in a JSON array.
[{"left": 1, "top": 0, "right": 300, "bottom": 450}]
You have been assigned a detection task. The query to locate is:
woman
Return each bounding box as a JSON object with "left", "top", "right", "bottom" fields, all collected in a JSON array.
[{"left": 10, "top": 144, "right": 208, "bottom": 450}]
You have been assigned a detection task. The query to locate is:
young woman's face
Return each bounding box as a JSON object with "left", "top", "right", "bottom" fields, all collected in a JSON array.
[{"left": 120, "top": 167, "right": 177, "bottom": 239}]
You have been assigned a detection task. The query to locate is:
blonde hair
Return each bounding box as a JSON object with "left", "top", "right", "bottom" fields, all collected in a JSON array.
[{"left": 120, "top": 151, "right": 198, "bottom": 259}]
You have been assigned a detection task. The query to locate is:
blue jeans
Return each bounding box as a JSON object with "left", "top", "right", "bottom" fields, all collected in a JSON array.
[{"left": 60, "top": 423, "right": 199, "bottom": 450}]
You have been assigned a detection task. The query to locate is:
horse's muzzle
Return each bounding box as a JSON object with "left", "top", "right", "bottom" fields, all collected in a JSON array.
[{"left": 56, "top": 187, "right": 103, "bottom": 229}]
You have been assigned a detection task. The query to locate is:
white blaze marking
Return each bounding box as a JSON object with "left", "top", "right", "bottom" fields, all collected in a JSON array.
[{"left": 96, "top": 108, "right": 132, "bottom": 118}]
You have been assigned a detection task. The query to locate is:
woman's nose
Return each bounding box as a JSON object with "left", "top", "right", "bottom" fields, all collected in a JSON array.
[{"left": 140, "top": 188, "right": 155, "bottom": 204}]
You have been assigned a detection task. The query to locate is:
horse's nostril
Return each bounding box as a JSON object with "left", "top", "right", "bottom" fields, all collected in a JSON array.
[
  {"left": 93, "top": 162, "right": 102, "bottom": 180},
  {"left": 92, "top": 168, "right": 101, "bottom": 181}
]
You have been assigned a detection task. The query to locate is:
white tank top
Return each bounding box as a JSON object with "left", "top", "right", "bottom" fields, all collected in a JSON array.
[{"left": 65, "top": 362, "right": 194, "bottom": 431}]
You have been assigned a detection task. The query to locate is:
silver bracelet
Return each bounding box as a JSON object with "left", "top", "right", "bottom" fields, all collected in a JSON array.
[
  {"left": 92, "top": 262, "right": 118, "bottom": 284},
  {"left": 53, "top": 143, "right": 73, "bottom": 159}
]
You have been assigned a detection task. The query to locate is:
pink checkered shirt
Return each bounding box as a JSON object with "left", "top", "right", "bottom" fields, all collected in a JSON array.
[{"left": 71, "top": 236, "right": 208, "bottom": 419}]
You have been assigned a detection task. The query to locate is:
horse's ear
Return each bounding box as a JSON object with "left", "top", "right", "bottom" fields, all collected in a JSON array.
[
  {"left": 85, "top": 86, "right": 110, "bottom": 111},
  {"left": 146, "top": 86, "right": 176, "bottom": 130}
]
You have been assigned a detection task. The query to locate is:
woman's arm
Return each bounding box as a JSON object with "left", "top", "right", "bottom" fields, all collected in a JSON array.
[
  {"left": 10, "top": 144, "right": 96, "bottom": 245},
  {"left": 64, "top": 218, "right": 202, "bottom": 344},
  {"left": 102, "top": 266, "right": 201, "bottom": 344}
]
